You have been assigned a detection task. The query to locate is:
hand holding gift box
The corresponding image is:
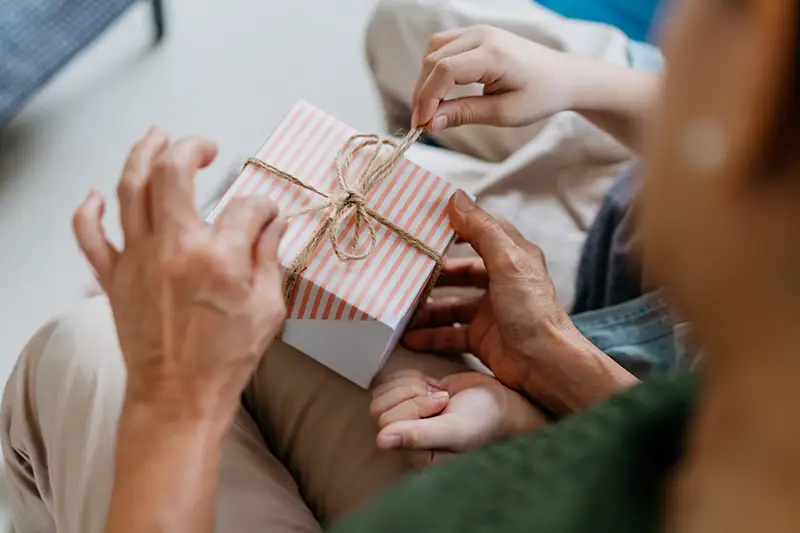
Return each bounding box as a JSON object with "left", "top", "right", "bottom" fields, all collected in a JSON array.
[{"left": 208, "top": 102, "right": 460, "bottom": 387}]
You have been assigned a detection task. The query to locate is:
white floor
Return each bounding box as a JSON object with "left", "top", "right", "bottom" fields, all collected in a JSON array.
[{"left": 0, "top": 0, "right": 384, "bottom": 391}]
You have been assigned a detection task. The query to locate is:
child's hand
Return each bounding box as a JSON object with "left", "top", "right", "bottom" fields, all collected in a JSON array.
[
  {"left": 370, "top": 370, "right": 547, "bottom": 468},
  {"left": 412, "top": 25, "right": 589, "bottom": 131}
]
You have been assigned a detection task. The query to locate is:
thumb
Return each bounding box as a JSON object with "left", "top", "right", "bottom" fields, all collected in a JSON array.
[
  {"left": 377, "top": 414, "right": 467, "bottom": 452},
  {"left": 447, "top": 191, "right": 519, "bottom": 276},
  {"left": 430, "top": 95, "right": 507, "bottom": 131}
]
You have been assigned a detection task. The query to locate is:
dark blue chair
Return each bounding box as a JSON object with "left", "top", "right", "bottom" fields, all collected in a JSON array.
[{"left": 0, "top": 0, "right": 166, "bottom": 124}]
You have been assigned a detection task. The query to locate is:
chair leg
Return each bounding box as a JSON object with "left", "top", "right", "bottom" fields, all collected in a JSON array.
[{"left": 152, "top": 0, "right": 166, "bottom": 43}]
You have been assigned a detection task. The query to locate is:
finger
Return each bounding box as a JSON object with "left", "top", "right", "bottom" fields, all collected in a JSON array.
[
  {"left": 413, "top": 31, "right": 481, "bottom": 126},
  {"left": 214, "top": 196, "right": 280, "bottom": 253},
  {"left": 372, "top": 376, "right": 430, "bottom": 400},
  {"left": 411, "top": 298, "right": 480, "bottom": 329},
  {"left": 437, "top": 257, "right": 488, "bottom": 288},
  {"left": 377, "top": 415, "right": 465, "bottom": 451},
  {"left": 371, "top": 378, "right": 440, "bottom": 418},
  {"left": 447, "top": 191, "right": 523, "bottom": 278},
  {"left": 376, "top": 392, "right": 450, "bottom": 429},
  {"left": 402, "top": 325, "right": 469, "bottom": 355},
  {"left": 425, "top": 27, "right": 470, "bottom": 55},
  {"left": 73, "top": 190, "right": 119, "bottom": 284},
  {"left": 372, "top": 373, "right": 440, "bottom": 398},
  {"left": 255, "top": 216, "right": 288, "bottom": 268},
  {"left": 415, "top": 48, "right": 500, "bottom": 130},
  {"left": 429, "top": 94, "right": 510, "bottom": 131},
  {"left": 253, "top": 216, "right": 288, "bottom": 294},
  {"left": 413, "top": 28, "right": 472, "bottom": 113},
  {"left": 149, "top": 137, "right": 218, "bottom": 232},
  {"left": 117, "top": 126, "right": 169, "bottom": 244}
]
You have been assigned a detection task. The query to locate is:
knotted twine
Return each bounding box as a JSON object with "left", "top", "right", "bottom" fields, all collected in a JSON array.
[{"left": 243, "top": 127, "right": 445, "bottom": 312}]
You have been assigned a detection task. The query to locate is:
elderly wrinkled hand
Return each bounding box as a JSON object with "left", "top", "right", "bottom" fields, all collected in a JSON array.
[
  {"left": 404, "top": 192, "right": 637, "bottom": 415},
  {"left": 72, "top": 127, "right": 287, "bottom": 422}
]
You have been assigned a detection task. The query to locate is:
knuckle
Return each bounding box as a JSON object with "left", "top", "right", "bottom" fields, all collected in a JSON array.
[
  {"left": 405, "top": 429, "right": 425, "bottom": 448},
  {"left": 124, "top": 138, "right": 151, "bottom": 173},
  {"left": 450, "top": 104, "right": 476, "bottom": 127},
  {"left": 72, "top": 205, "right": 88, "bottom": 228},
  {"left": 470, "top": 210, "right": 499, "bottom": 237},
  {"left": 434, "top": 57, "right": 453, "bottom": 76},
  {"left": 170, "top": 137, "right": 199, "bottom": 160},
  {"left": 153, "top": 155, "right": 182, "bottom": 181},
  {"left": 206, "top": 248, "right": 241, "bottom": 284},
  {"left": 527, "top": 242, "right": 545, "bottom": 263},
  {"left": 251, "top": 196, "right": 279, "bottom": 218},
  {"left": 229, "top": 195, "right": 278, "bottom": 221},
  {"left": 423, "top": 51, "right": 441, "bottom": 70},
  {"left": 472, "top": 24, "right": 494, "bottom": 39},
  {"left": 495, "top": 245, "right": 530, "bottom": 274},
  {"left": 403, "top": 384, "right": 423, "bottom": 400},
  {"left": 116, "top": 178, "right": 140, "bottom": 204},
  {"left": 224, "top": 196, "right": 250, "bottom": 217},
  {"left": 427, "top": 31, "right": 448, "bottom": 52}
]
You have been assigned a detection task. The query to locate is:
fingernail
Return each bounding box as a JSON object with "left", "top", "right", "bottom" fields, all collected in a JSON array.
[
  {"left": 428, "top": 391, "right": 449, "bottom": 401},
  {"left": 379, "top": 434, "right": 403, "bottom": 449},
  {"left": 427, "top": 384, "right": 441, "bottom": 393},
  {"left": 452, "top": 190, "right": 474, "bottom": 213},
  {"left": 431, "top": 114, "right": 448, "bottom": 132}
]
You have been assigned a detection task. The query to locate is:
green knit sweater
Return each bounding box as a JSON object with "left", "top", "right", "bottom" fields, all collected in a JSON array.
[{"left": 330, "top": 376, "right": 697, "bottom": 533}]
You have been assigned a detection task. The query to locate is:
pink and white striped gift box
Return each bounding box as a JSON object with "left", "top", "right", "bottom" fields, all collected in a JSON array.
[{"left": 207, "top": 102, "right": 459, "bottom": 387}]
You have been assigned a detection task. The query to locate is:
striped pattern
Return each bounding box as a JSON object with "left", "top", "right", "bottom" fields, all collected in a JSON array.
[{"left": 209, "top": 102, "right": 458, "bottom": 324}]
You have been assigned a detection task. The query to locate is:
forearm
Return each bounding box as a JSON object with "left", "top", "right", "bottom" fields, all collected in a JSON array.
[
  {"left": 567, "top": 59, "right": 661, "bottom": 151},
  {"left": 104, "top": 398, "right": 230, "bottom": 533},
  {"left": 522, "top": 324, "right": 639, "bottom": 417}
]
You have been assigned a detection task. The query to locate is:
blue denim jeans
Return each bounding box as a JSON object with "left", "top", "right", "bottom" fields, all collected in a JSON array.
[
  {"left": 573, "top": 293, "right": 693, "bottom": 378},
  {"left": 570, "top": 164, "right": 693, "bottom": 378}
]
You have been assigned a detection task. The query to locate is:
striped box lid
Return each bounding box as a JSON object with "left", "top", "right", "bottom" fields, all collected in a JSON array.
[{"left": 209, "top": 101, "right": 458, "bottom": 326}]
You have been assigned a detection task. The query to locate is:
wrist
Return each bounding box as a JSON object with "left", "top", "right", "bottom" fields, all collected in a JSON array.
[
  {"left": 125, "top": 376, "right": 240, "bottom": 428},
  {"left": 567, "top": 59, "right": 659, "bottom": 116},
  {"left": 118, "top": 395, "right": 232, "bottom": 444},
  {"left": 520, "top": 322, "right": 638, "bottom": 416}
]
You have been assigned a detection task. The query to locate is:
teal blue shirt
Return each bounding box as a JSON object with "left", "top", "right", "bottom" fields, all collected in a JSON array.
[{"left": 536, "top": 0, "right": 664, "bottom": 43}]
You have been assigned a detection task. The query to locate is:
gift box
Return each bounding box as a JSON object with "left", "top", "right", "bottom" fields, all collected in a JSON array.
[{"left": 208, "top": 102, "right": 459, "bottom": 387}]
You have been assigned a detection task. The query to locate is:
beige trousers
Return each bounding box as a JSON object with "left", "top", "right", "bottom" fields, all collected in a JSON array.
[{"left": 0, "top": 296, "right": 468, "bottom": 533}]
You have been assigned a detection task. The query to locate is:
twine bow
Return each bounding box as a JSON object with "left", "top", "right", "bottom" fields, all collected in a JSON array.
[{"left": 244, "top": 127, "right": 445, "bottom": 309}]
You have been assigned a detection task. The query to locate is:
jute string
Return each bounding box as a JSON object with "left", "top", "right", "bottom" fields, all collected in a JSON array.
[{"left": 243, "top": 127, "right": 444, "bottom": 310}]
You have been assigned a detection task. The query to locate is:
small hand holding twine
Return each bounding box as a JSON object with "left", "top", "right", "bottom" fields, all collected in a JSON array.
[{"left": 243, "top": 127, "right": 445, "bottom": 311}]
